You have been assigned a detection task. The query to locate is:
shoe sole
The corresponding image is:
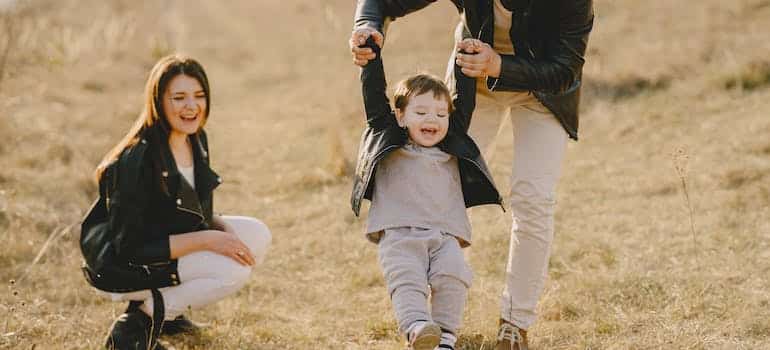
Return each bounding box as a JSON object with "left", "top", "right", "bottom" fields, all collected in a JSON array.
[{"left": 411, "top": 323, "right": 442, "bottom": 350}]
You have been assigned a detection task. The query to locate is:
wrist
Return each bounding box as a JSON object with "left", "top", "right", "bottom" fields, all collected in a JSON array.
[
  {"left": 488, "top": 52, "right": 502, "bottom": 78},
  {"left": 197, "top": 230, "right": 216, "bottom": 250}
]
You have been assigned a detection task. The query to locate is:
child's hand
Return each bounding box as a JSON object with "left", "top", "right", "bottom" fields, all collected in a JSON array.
[{"left": 350, "top": 27, "right": 384, "bottom": 66}]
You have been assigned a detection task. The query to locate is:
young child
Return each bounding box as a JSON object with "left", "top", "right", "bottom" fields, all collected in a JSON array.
[{"left": 350, "top": 37, "right": 503, "bottom": 350}]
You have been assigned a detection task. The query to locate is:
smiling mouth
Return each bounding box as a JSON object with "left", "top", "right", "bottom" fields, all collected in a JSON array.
[
  {"left": 420, "top": 127, "right": 438, "bottom": 136},
  {"left": 180, "top": 114, "right": 198, "bottom": 122}
]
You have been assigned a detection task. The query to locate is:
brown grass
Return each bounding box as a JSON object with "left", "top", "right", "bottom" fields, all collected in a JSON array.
[{"left": 1, "top": 0, "right": 769, "bottom": 349}]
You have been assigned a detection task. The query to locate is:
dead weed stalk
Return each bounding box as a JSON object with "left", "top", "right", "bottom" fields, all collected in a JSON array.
[{"left": 673, "top": 147, "right": 698, "bottom": 268}]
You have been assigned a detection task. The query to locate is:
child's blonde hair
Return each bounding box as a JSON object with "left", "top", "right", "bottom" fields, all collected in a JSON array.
[{"left": 393, "top": 74, "right": 453, "bottom": 114}]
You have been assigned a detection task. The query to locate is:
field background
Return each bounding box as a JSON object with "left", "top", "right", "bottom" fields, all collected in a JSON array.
[{"left": 1, "top": 0, "right": 769, "bottom": 349}]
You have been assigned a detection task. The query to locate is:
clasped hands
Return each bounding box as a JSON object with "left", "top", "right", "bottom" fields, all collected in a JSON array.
[{"left": 348, "top": 27, "right": 501, "bottom": 78}]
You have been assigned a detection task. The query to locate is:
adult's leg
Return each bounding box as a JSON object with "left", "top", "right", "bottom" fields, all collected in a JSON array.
[
  {"left": 221, "top": 215, "right": 272, "bottom": 264},
  {"left": 109, "top": 217, "right": 272, "bottom": 320},
  {"left": 467, "top": 80, "right": 511, "bottom": 163},
  {"left": 501, "top": 107, "right": 568, "bottom": 330}
]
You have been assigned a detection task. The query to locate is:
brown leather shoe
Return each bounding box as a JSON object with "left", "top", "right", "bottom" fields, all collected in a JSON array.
[{"left": 495, "top": 319, "right": 528, "bottom": 350}]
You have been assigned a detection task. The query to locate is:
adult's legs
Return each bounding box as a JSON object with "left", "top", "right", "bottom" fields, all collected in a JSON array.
[
  {"left": 108, "top": 216, "right": 271, "bottom": 320},
  {"left": 501, "top": 107, "right": 568, "bottom": 329}
]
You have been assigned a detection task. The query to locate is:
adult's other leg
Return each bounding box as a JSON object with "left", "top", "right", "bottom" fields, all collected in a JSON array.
[{"left": 501, "top": 106, "right": 568, "bottom": 330}]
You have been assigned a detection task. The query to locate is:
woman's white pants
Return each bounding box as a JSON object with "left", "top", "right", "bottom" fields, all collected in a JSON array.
[{"left": 104, "top": 216, "right": 271, "bottom": 320}]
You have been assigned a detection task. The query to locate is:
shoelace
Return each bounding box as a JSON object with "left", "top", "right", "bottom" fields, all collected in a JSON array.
[{"left": 497, "top": 322, "right": 523, "bottom": 344}]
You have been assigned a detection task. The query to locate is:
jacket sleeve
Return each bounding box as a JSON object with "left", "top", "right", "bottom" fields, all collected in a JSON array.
[
  {"left": 487, "top": 0, "right": 594, "bottom": 94},
  {"left": 450, "top": 50, "right": 477, "bottom": 133},
  {"left": 360, "top": 37, "right": 397, "bottom": 130},
  {"left": 354, "top": 0, "right": 438, "bottom": 33},
  {"left": 111, "top": 150, "right": 170, "bottom": 264}
]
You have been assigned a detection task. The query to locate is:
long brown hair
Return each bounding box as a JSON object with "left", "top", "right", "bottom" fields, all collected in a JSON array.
[{"left": 95, "top": 54, "right": 211, "bottom": 182}]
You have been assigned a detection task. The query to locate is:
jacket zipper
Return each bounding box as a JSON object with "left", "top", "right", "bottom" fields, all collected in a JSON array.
[
  {"left": 176, "top": 206, "right": 205, "bottom": 225},
  {"left": 128, "top": 262, "right": 151, "bottom": 276}
]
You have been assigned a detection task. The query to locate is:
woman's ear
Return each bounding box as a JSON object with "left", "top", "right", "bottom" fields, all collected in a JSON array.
[{"left": 395, "top": 108, "right": 406, "bottom": 128}]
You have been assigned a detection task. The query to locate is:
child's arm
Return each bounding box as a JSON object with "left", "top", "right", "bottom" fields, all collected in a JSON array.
[
  {"left": 450, "top": 39, "right": 484, "bottom": 133},
  {"left": 359, "top": 37, "right": 395, "bottom": 130}
]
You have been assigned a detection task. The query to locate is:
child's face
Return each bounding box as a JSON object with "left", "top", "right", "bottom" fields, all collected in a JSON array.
[{"left": 395, "top": 92, "right": 450, "bottom": 147}]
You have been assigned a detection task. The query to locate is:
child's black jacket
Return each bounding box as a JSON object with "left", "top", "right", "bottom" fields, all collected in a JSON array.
[{"left": 350, "top": 40, "right": 503, "bottom": 216}]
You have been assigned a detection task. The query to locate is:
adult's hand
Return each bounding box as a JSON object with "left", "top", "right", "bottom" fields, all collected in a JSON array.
[
  {"left": 170, "top": 229, "right": 255, "bottom": 266},
  {"left": 455, "top": 40, "right": 502, "bottom": 78},
  {"left": 349, "top": 27, "right": 384, "bottom": 66},
  {"left": 204, "top": 230, "right": 256, "bottom": 266}
]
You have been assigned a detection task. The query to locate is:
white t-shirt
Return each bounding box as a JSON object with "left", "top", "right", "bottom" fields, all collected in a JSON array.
[{"left": 179, "top": 165, "right": 195, "bottom": 190}]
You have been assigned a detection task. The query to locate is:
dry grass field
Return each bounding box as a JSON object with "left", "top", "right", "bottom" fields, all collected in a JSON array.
[{"left": 1, "top": 0, "right": 769, "bottom": 349}]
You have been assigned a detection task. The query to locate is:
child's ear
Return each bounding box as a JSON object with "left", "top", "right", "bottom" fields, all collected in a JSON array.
[{"left": 395, "top": 108, "right": 406, "bottom": 128}]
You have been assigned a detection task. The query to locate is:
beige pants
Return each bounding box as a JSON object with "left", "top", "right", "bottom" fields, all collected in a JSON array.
[
  {"left": 105, "top": 216, "right": 271, "bottom": 320},
  {"left": 378, "top": 227, "right": 473, "bottom": 334},
  {"left": 470, "top": 80, "right": 568, "bottom": 330}
]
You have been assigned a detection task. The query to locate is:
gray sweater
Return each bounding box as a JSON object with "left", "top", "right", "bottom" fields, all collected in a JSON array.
[{"left": 366, "top": 143, "right": 472, "bottom": 247}]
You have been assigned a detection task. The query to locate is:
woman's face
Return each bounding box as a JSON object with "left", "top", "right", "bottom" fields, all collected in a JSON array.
[{"left": 162, "top": 74, "right": 207, "bottom": 136}]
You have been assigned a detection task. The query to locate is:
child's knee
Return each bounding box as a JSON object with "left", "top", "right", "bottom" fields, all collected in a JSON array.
[{"left": 429, "top": 273, "right": 471, "bottom": 291}]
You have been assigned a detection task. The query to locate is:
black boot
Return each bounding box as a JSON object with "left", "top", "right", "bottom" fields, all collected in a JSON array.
[
  {"left": 104, "top": 311, "right": 167, "bottom": 350},
  {"left": 161, "top": 315, "right": 202, "bottom": 336}
]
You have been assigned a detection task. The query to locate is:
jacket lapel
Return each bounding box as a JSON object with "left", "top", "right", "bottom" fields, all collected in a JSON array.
[
  {"left": 192, "top": 134, "right": 221, "bottom": 197},
  {"left": 157, "top": 134, "right": 219, "bottom": 222}
]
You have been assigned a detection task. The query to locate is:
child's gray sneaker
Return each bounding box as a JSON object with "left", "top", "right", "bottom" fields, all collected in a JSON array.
[{"left": 406, "top": 321, "right": 442, "bottom": 350}]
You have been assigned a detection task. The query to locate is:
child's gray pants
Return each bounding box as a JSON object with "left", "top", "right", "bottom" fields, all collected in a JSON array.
[{"left": 378, "top": 227, "right": 473, "bottom": 334}]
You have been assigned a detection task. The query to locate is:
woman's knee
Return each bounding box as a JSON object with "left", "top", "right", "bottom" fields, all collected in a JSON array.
[
  {"left": 224, "top": 263, "right": 252, "bottom": 288},
  {"left": 222, "top": 216, "right": 272, "bottom": 263}
]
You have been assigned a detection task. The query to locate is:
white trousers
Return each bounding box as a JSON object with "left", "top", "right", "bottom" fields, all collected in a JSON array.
[
  {"left": 104, "top": 216, "right": 272, "bottom": 320},
  {"left": 469, "top": 81, "right": 568, "bottom": 330}
]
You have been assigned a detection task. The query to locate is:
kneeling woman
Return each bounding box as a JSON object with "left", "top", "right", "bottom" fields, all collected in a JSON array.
[{"left": 85, "top": 55, "right": 271, "bottom": 349}]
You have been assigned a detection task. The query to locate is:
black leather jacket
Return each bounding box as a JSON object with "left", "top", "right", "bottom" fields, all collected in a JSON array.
[
  {"left": 83, "top": 127, "right": 222, "bottom": 289},
  {"left": 350, "top": 40, "right": 502, "bottom": 216},
  {"left": 354, "top": 0, "right": 594, "bottom": 140}
]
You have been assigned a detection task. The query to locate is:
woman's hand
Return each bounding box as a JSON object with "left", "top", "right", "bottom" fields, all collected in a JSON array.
[
  {"left": 203, "top": 230, "right": 256, "bottom": 266},
  {"left": 349, "top": 27, "right": 384, "bottom": 66},
  {"left": 455, "top": 39, "right": 501, "bottom": 78},
  {"left": 169, "top": 230, "right": 255, "bottom": 266}
]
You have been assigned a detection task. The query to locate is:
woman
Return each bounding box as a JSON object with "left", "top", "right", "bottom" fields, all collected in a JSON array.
[{"left": 82, "top": 54, "right": 271, "bottom": 349}]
